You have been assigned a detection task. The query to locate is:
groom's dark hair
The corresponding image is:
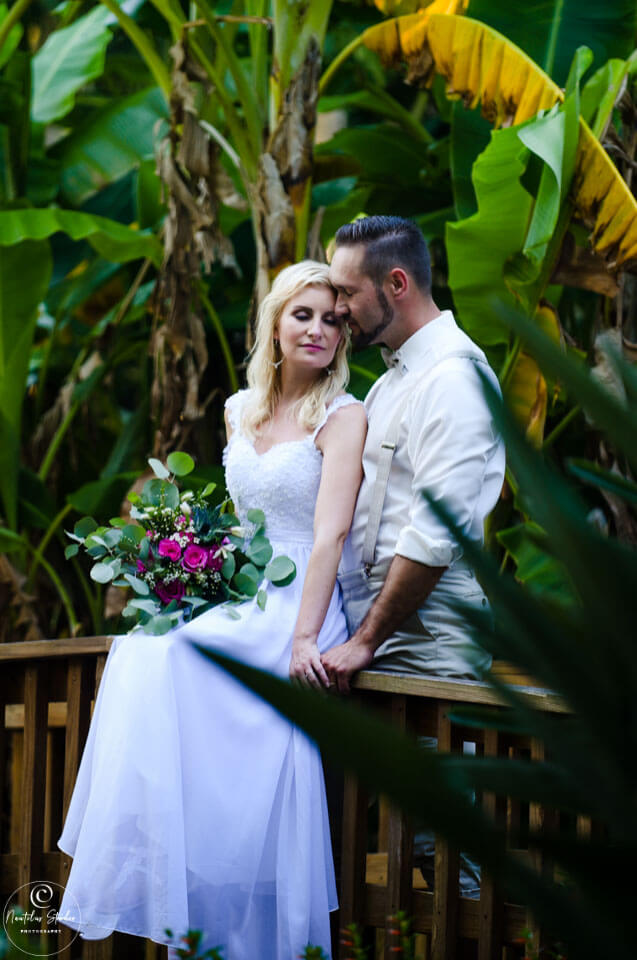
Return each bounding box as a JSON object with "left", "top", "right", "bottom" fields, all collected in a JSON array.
[{"left": 334, "top": 216, "right": 432, "bottom": 294}]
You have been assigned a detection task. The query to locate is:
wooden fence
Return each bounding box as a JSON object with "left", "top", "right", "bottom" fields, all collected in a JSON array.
[{"left": 0, "top": 638, "right": 566, "bottom": 960}]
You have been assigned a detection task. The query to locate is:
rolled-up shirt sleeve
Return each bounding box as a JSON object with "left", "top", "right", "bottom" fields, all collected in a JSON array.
[{"left": 394, "top": 360, "right": 502, "bottom": 568}]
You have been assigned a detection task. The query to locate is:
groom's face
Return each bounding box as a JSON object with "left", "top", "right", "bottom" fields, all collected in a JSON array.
[{"left": 329, "top": 244, "right": 394, "bottom": 350}]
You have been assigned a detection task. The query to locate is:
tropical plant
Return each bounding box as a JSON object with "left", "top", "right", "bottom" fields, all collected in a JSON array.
[{"left": 1, "top": 0, "right": 637, "bottom": 643}]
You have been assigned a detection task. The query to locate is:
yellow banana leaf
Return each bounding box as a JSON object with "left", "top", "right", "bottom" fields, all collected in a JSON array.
[
  {"left": 371, "top": 0, "right": 466, "bottom": 16},
  {"left": 361, "top": 12, "right": 637, "bottom": 272},
  {"left": 504, "top": 303, "right": 560, "bottom": 445},
  {"left": 506, "top": 353, "right": 548, "bottom": 448}
]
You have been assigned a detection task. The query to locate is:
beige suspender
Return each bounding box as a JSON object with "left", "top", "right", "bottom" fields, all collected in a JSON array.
[
  {"left": 360, "top": 349, "right": 489, "bottom": 576},
  {"left": 361, "top": 394, "right": 411, "bottom": 574}
]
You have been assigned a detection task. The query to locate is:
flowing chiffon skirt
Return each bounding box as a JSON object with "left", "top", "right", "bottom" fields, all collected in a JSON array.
[{"left": 57, "top": 535, "right": 345, "bottom": 960}]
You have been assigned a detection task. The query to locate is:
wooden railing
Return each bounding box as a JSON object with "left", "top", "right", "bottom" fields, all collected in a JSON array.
[
  {"left": 0, "top": 639, "right": 566, "bottom": 960},
  {"left": 339, "top": 670, "right": 566, "bottom": 960}
]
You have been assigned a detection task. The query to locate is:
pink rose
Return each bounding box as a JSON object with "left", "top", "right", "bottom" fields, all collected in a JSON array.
[
  {"left": 155, "top": 579, "right": 186, "bottom": 605},
  {"left": 158, "top": 538, "right": 182, "bottom": 561},
  {"left": 136, "top": 560, "right": 147, "bottom": 574},
  {"left": 207, "top": 548, "right": 224, "bottom": 573},
  {"left": 182, "top": 544, "right": 208, "bottom": 572}
]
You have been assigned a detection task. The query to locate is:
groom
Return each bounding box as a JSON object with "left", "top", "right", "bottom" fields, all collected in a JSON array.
[
  {"left": 321, "top": 215, "right": 505, "bottom": 690},
  {"left": 321, "top": 215, "right": 505, "bottom": 900}
]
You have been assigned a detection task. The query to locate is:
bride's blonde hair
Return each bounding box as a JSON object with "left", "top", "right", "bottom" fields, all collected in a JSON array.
[{"left": 242, "top": 261, "right": 350, "bottom": 438}]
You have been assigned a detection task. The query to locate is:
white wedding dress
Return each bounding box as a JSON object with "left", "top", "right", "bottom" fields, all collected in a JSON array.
[{"left": 57, "top": 390, "right": 362, "bottom": 960}]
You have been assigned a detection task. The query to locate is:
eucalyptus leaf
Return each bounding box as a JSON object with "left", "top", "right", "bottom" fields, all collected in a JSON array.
[
  {"left": 124, "top": 574, "right": 150, "bottom": 596},
  {"left": 264, "top": 556, "right": 296, "bottom": 586},
  {"left": 233, "top": 562, "right": 260, "bottom": 596},
  {"left": 103, "top": 527, "right": 123, "bottom": 548},
  {"left": 120, "top": 523, "right": 146, "bottom": 545},
  {"left": 90, "top": 562, "right": 115, "bottom": 583},
  {"left": 64, "top": 543, "right": 79, "bottom": 559},
  {"left": 143, "top": 615, "right": 175, "bottom": 635},
  {"left": 73, "top": 517, "right": 97, "bottom": 539},
  {"left": 148, "top": 457, "right": 170, "bottom": 479},
  {"left": 142, "top": 478, "right": 180, "bottom": 510},
  {"left": 222, "top": 605, "right": 242, "bottom": 620},
  {"left": 128, "top": 598, "right": 160, "bottom": 616},
  {"left": 246, "top": 535, "right": 273, "bottom": 567},
  {"left": 221, "top": 553, "right": 236, "bottom": 580},
  {"left": 166, "top": 451, "right": 195, "bottom": 476},
  {"left": 257, "top": 589, "right": 267, "bottom": 611}
]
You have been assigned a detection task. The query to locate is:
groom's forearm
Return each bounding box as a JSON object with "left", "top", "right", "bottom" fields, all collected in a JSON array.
[{"left": 352, "top": 554, "right": 446, "bottom": 654}]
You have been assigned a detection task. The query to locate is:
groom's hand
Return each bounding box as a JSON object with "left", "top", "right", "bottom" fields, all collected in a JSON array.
[{"left": 320, "top": 639, "right": 375, "bottom": 695}]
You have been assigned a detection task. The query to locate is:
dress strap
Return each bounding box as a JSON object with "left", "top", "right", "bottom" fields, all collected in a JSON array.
[
  {"left": 311, "top": 393, "right": 364, "bottom": 442},
  {"left": 224, "top": 389, "right": 250, "bottom": 433}
]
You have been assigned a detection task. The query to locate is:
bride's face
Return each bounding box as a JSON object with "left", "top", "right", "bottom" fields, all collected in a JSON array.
[{"left": 275, "top": 285, "right": 342, "bottom": 374}]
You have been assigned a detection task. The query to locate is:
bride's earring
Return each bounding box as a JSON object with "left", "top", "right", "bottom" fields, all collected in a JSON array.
[{"left": 271, "top": 339, "right": 283, "bottom": 369}]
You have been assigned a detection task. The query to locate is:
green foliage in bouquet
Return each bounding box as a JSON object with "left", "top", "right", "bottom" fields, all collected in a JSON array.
[{"left": 65, "top": 452, "right": 296, "bottom": 635}]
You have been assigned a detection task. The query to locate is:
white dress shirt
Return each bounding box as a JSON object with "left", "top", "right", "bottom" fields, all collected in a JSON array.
[{"left": 349, "top": 311, "right": 505, "bottom": 569}]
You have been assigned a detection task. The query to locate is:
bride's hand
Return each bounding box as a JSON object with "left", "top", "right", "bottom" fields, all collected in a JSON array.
[{"left": 289, "top": 639, "right": 331, "bottom": 690}]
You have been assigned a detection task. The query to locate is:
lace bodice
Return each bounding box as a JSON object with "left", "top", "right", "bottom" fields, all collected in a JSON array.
[{"left": 223, "top": 390, "right": 363, "bottom": 543}]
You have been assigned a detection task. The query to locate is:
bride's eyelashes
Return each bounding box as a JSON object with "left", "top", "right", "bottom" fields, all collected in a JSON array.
[{"left": 291, "top": 308, "right": 340, "bottom": 326}]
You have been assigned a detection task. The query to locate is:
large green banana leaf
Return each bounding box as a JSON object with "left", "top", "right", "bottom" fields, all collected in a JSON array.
[
  {"left": 0, "top": 208, "right": 162, "bottom": 264},
  {"left": 0, "top": 241, "right": 51, "bottom": 529},
  {"left": 56, "top": 86, "right": 168, "bottom": 206},
  {"left": 467, "top": 0, "right": 637, "bottom": 84},
  {"left": 31, "top": 6, "right": 114, "bottom": 124}
]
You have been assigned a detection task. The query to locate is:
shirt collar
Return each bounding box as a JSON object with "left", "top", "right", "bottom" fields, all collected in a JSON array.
[{"left": 380, "top": 311, "right": 456, "bottom": 375}]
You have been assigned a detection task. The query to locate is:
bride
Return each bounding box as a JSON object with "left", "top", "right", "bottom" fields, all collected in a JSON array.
[{"left": 57, "top": 261, "right": 367, "bottom": 960}]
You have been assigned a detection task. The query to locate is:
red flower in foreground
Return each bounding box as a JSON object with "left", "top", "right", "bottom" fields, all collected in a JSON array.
[
  {"left": 158, "top": 538, "right": 182, "bottom": 561},
  {"left": 156, "top": 579, "right": 186, "bottom": 605},
  {"left": 182, "top": 544, "right": 208, "bottom": 571}
]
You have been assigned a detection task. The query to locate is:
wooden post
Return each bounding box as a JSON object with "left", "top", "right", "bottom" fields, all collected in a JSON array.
[
  {"left": 527, "top": 736, "right": 555, "bottom": 956},
  {"left": 384, "top": 694, "right": 414, "bottom": 960},
  {"left": 0, "top": 676, "right": 7, "bottom": 856},
  {"left": 18, "top": 664, "right": 48, "bottom": 903},
  {"left": 431, "top": 702, "right": 459, "bottom": 960},
  {"left": 339, "top": 771, "right": 368, "bottom": 958},
  {"left": 478, "top": 728, "right": 505, "bottom": 960}
]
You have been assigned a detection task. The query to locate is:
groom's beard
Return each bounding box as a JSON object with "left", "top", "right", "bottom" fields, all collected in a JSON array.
[{"left": 348, "top": 286, "right": 394, "bottom": 351}]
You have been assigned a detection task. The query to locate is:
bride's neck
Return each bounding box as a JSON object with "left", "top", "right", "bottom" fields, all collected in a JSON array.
[{"left": 277, "top": 367, "right": 320, "bottom": 407}]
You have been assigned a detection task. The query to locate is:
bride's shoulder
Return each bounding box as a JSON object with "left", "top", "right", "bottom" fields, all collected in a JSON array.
[
  {"left": 326, "top": 392, "right": 366, "bottom": 417},
  {"left": 312, "top": 393, "right": 366, "bottom": 443},
  {"left": 224, "top": 389, "right": 252, "bottom": 430}
]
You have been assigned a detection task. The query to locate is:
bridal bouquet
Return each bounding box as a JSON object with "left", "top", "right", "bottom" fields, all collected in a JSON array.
[{"left": 65, "top": 452, "right": 296, "bottom": 635}]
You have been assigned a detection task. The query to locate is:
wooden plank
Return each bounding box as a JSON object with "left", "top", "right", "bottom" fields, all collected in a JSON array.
[
  {"left": 0, "top": 678, "right": 7, "bottom": 857},
  {"left": 0, "top": 637, "right": 113, "bottom": 662},
  {"left": 353, "top": 671, "right": 567, "bottom": 714},
  {"left": 62, "top": 660, "right": 92, "bottom": 821},
  {"left": 5, "top": 702, "right": 68, "bottom": 730},
  {"left": 84, "top": 938, "right": 114, "bottom": 959},
  {"left": 0, "top": 852, "right": 19, "bottom": 890},
  {"left": 365, "top": 852, "right": 428, "bottom": 889},
  {"left": 18, "top": 664, "right": 48, "bottom": 902},
  {"left": 431, "top": 703, "right": 459, "bottom": 960},
  {"left": 95, "top": 653, "right": 109, "bottom": 698},
  {"left": 526, "top": 737, "right": 556, "bottom": 956},
  {"left": 478, "top": 728, "right": 505, "bottom": 960},
  {"left": 384, "top": 695, "right": 414, "bottom": 960},
  {"left": 339, "top": 772, "right": 368, "bottom": 957}
]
